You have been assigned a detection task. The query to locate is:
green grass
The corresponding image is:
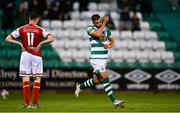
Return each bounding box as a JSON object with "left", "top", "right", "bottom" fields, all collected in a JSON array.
[{"left": 0, "top": 90, "right": 180, "bottom": 112}]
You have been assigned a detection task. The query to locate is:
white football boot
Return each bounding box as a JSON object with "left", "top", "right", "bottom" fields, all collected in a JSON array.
[
  {"left": 75, "top": 83, "right": 81, "bottom": 98},
  {"left": 113, "top": 100, "right": 125, "bottom": 108}
]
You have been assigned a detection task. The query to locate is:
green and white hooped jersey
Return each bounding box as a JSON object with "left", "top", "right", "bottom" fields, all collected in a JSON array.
[{"left": 87, "top": 25, "right": 112, "bottom": 59}]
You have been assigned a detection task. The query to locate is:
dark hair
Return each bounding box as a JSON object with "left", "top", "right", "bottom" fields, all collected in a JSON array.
[
  {"left": 29, "top": 12, "right": 41, "bottom": 20},
  {"left": 91, "top": 14, "right": 101, "bottom": 21}
]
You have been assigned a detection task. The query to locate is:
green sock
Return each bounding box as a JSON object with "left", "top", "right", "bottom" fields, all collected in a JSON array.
[
  {"left": 80, "top": 78, "right": 95, "bottom": 90},
  {"left": 79, "top": 70, "right": 100, "bottom": 90},
  {"left": 102, "top": 78, "right": 116, "bottom": 102}
]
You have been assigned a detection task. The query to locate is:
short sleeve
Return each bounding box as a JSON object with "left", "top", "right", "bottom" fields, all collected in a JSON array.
[
  {"left": 42, "top": 29, "right": 50, "bottom": 38},
  {"left": 107, "top": 29, "right": 112, "bottom": 39},
  {"left": 10, "top": 28, "right": 20, "bottom": 39},
  {"left": 87, "top": 26, "right": 94, "bottom": 35}
]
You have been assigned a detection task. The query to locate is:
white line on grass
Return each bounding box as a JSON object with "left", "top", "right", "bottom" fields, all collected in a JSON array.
[{"left": 0, "top": 111, "right": 180, "bottom": 113}]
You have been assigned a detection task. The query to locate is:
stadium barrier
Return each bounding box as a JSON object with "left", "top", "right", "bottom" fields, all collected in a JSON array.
[{"left": 0, "top": 68, "right": 180, "bottom": 90}]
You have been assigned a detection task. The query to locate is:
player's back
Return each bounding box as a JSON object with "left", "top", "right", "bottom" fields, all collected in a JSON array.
[{"left": 19, "top": 24, "right": 44, "bottom": 56}]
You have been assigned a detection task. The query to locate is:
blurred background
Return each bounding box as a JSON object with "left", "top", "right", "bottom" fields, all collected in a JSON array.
[{"left": 0, "top": 0, "right": 180, "bottom": 92}]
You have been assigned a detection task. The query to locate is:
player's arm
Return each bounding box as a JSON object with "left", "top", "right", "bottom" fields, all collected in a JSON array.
[
  {"left": 104, "top": 37, "right": 115, "bottom": 49},
  {"left": 108, "top": 36, "right": 115, "bottom": 48},
  {"left": 90, "top": 16, "right": 109, "bottom": 38},
  {"left": 5, "top": 32, "right": 25, "bottom": 51},
  {"left": 104, "top": 28, "right": 115, "bottom": 49},
  {"left": 39, "top": 34, "right": 54, "bottom": 45},
  {"left": 35, "top": 34, "right": 54, "bottom": 52}
]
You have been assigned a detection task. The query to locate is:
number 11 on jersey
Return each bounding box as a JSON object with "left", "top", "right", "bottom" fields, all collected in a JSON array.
[{"left": 27, "top": 32, "right": 34, "bottom": 46}]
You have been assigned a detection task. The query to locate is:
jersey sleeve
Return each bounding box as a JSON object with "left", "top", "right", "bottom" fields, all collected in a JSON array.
[
  {"left": 87, "top": 26, "right": 94, "bottom": 35},
  {"left": 42, "top": 29, "right": 50, "bottom": 38},
  {"left": 10, "top": 28, "right": 20, "bottom": 39},
  {"left": 107, "top": 28, "right": 112, "bottom": 39}
]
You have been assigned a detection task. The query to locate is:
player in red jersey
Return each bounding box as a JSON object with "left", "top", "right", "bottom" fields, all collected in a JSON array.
[{"left": 5, "top": 12, "right": 54, "bottom": 108}]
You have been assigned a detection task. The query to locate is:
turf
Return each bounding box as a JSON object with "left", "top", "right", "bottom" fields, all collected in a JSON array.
[{"left": 0, "top": 90, "right": 180, "bottom": 112}]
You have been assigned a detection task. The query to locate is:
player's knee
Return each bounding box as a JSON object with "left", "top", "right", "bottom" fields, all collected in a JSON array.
[
  {"left": 93, "top": 74, "right": 100, "bottom": 84},
  {"left": 34, "top": 76, "right": 41, "bottom": 83},
  {"left": 22, "top": 76, "right": 30, "bottom": 82},
  {"left": 93, "top": 77, "right": 100, "bottom": 84},
  {"left": 100, "top": 71, "right": 108, "bottom": 79}
]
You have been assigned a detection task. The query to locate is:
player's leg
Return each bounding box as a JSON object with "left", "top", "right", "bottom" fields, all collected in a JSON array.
[
  {"left": 79, "top": 72, "right": 100, "bottom": 90},
  {"left": 99, "top": 60, "right": 124, "bottom": 108},
  {"left": 19, "top": 51, "right": 32, "bottom": 108},
  {"left": 32, "top": 76, "right": 41, "bottom": 108},
  {"left": 100, "top": 71, "right": 116, "bottom": 102},
  {"left": 75, "top": 73, "right": 99, "bottom": 97},
  {"left": 98, "top": 60, "right": 116, "bottom": 102},
  {"left": 79, "top": 59, "right": 102, "bottom": 89},
  {"left": 75, "top": 59, "right": 101, "bottom": 97},
  {"left": 31, "top": 55, "right": 43, "bottom": 108},
  {"left": 100, "top": 72, "right": 124, "bottom": 108},
  {"left": 21, "top": 76, "right": 31, "bottom": 108}
]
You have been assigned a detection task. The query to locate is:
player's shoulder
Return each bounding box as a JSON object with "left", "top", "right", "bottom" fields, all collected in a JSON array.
[
  {"left": 20, "top": 24, "right": 36, "bottom": 29},
  {"left": 87, "top": 25, "right": 93, "bottom": 27},
  {"left": 87, "top": 25, "right": 94, "bottom": 29},
  {"left": 87, "top": 25, "right": 97, "bottom": 32},
  {"left": 25, "top": 24, "right": 45, "bottom": 30},
  {"left": 34, "top": 25, "right": 44, "bottom": 30},
  {"left": 18, "top": 24, "right": 27, "bottom": 30},
  {"left": 34, "top": 25, "right": 44, "bottom": 29}
]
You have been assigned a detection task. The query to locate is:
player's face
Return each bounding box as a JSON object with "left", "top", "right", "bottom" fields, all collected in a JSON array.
[{"left": 93, "top": 19, "right": 102, "bottom": 28}]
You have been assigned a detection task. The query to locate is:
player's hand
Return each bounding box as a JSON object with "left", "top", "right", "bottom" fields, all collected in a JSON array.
[
  {"left": 28, "top": 47, "right": 36, "bottom": 51},
  {"left": 104, "top": 43, "right": 110, "bottom": 49},
  {"left": 103, "top": 16, "right": 109, "bottom": 24},
  {"left": 20, "top": 43, "right": 25, "bottom": 52},
  {"left": 34, "top": 43, "right": 42, "bottom": 52}
]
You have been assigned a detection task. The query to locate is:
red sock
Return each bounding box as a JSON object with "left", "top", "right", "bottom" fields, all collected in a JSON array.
[
  {"left": 23, "top": 81, "right": 30, "bottom": 105},
  {"left": 32, "top": 82, "right": 40, "bottom": 105}
]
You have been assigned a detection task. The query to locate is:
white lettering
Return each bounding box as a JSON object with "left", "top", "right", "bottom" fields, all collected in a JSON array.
[
  {"left": 51, "top": 69, "right": 88, "bottom": 79},
  {"left": 127, "top": 84, "right": 150, "bottom": 90},
  {"left": 45, "top": 81, "right": 75, "bottom": 87},
  {"left": 0, "top": 69, "right": 17, "bottom": 80},
  {"left": 158, "top": 84, "right": 180, "bottom": 90}
]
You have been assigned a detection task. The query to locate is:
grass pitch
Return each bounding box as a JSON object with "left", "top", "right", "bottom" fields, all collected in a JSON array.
[{"left": 0, "top": 90, "right": 180, "bottom": 112}]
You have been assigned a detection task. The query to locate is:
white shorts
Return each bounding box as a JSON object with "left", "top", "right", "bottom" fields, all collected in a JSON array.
[
  {"left": 90, "top": 59, "right": 107, "bottom": 73},
  {"left": 19, "top": 51, "right": 43, "bottom": 77}
]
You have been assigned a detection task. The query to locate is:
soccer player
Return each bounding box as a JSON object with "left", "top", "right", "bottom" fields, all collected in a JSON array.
[
  {"left": 5, "top": 12, "right": 54, "bottom": 108},
  {"left": 75, "top": 14, "right": 124, "bottom": 108}
]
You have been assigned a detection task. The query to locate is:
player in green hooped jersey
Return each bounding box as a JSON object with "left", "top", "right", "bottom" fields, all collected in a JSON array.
[{"left": 75, "top": 14, "right": 124, "bottom": 108}]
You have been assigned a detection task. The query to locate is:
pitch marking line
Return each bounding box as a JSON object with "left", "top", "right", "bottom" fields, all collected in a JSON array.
[{"left": 0, "top": 111, "right": 180, "bottom": 113}]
